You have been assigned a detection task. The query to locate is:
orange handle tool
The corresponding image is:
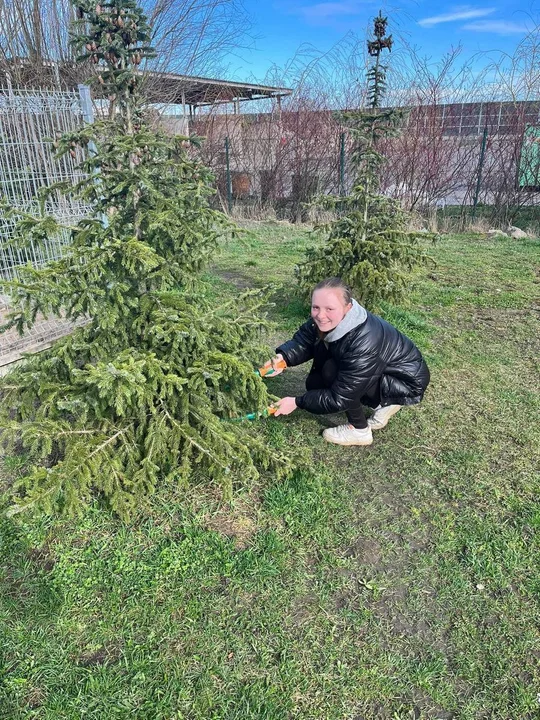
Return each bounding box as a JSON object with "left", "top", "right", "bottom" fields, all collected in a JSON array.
[{"left": 258, "top": 358, "right": 287, "bottom": 378}]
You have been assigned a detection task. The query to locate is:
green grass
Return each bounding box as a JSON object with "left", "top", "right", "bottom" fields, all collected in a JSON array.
[
  {"left": 438, "top": 204, "right": 540, "bottom": 233},
  {"left": 1, "top": 224, "right": 539, "bottom": 719}
]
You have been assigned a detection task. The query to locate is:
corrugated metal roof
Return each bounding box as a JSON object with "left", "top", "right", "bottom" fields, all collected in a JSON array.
[
  {"left": 140, "top": 72, "right": 292, "bottom": 106},
  {"left": 0, "top": 60, "right": 292, "bottom": 108}
]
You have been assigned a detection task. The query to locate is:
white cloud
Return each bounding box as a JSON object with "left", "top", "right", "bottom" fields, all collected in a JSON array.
[
  {"left": 462, "top": 20, "right": 531, "bottom": 34},
  {"left": 418, "top": 6, "right": 495, "bottom": 27}
]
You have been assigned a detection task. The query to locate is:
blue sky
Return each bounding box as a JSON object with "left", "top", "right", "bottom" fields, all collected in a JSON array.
[{"left": 227, "top": 0, "right": 537, "bottom": 81}]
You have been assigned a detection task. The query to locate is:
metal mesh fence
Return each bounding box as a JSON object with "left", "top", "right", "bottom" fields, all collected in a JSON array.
[
  {"left": 0, "top": 86, "right": 90, "bottom": 366},
  {"left": 0, "top": 86, "right": 91, "bottom": 281}
]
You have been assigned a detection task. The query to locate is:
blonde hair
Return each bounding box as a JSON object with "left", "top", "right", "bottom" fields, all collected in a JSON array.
[{"left": 313, "top": 277, "right": 352, "bottom": 305}]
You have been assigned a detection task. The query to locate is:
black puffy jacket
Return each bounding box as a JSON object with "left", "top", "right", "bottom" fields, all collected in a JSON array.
[{"left": 276, "top": 306, "right": 430, "bottom": 415}]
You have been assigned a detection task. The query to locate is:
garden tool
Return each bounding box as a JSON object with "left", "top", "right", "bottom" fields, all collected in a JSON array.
[
  {"left": 257, "top": 357, "right": 287, "bottom": 378},
  {"left": 225, "top": 406, "right": 277, "bottom": 422},
  {"left": 222, "top": 359, "right": 285, "bottom": 421}
]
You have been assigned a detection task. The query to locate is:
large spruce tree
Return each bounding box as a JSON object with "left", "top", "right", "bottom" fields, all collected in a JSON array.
[
  {"left": 0, "top": 0, "right": 291, "bottom": 518},
  {"left": 295, "top": 13, "right": 433, "bottom": 308}
]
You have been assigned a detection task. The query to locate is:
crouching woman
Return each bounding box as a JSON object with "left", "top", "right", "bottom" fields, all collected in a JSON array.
[{"left": 270, "top": 277, "right": 430, "bottom": 446}]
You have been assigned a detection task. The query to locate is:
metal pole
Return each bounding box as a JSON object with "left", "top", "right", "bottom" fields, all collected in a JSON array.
[
  {"left": 181, "top": 90, "right": 187, "bottom": 135},
  {"left": 78, "top": 84, "right": 94, "bottom": 124},
  {"left": 339, "top": 132, "right": 345, "bottom": 195},
  {"left": 78, "top": 84, "right": 98, "bottom": 157},
  {"left": 78, "top": 84, "right": 106, "bottom": 225},
  {"left": 225, "top": 136, "right": 233, "bottom": 213},
  {"left": 472, "top": 126, "right": 488, "bottom": 221}
]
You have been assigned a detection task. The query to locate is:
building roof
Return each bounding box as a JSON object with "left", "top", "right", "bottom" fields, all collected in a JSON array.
[
  {"left": 141, "top": 72, "right": 292, "bottom": 107},
  {"left": 0, "top": 60, "right": 292, "bottom": 109}
]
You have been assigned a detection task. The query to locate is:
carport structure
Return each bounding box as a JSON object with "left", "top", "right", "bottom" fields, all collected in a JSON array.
[{"left": 142, "top": 71, "right": 291, "bottom": 116}]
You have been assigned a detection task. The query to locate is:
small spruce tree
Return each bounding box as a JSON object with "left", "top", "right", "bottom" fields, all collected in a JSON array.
[
  {"left": 295, "top": 12, "right": 433, "bottom": 308},
  {"left": 0, "top": 0, "right": 292, "bottom": 519}
]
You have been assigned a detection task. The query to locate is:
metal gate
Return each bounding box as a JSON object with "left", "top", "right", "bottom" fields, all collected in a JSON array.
[{"left": 0, "top": 85, "right": 92, "bottom": 369}]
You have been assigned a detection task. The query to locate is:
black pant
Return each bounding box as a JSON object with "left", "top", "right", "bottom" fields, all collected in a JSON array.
[{"left": 306, "top": 357, "right": 376, "bottom": 430}]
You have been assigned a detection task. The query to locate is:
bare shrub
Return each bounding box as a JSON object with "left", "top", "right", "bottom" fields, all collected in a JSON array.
[{"left": 0, "top": 0, "right": 252, "bottom": 90}]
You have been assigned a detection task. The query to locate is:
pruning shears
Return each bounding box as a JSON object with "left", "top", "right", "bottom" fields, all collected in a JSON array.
[
  {"left": 256, "top": 357, "right": 287, "bottom": 378},
  {"left": 222, "top": 359, "right": 286, "bottom": 422},
  {"left": 226, "top": 406, "right": 277, "bottom": 422}
]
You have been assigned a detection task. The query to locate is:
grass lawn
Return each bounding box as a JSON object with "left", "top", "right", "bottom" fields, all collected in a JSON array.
[{"left": 1, "top": 222, "right": 539, "bottom": 719}]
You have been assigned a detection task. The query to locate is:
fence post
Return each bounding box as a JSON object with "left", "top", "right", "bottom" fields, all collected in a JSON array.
[
  {"left": 78, "top": 84, "right": 95, "bottom": 141},
  {"left": 225, "top": 136, "right": 233, "bottom": 213},
  {"left": 339, "top": 132, "right": 346, "bottom": 195},
  {"left": 472, "top": 126, "right": 488, "bottom": 221},
  {"left": 78, "top": 84, "right": 106, "bottom": 226}
]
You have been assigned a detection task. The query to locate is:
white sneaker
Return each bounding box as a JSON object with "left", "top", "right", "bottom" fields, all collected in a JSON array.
[
  {"left": 323, "top": 424, "right": 373, "bottom": 446},
  {"left": 367, "top": 404, "right": 402, "bottom": 430}
]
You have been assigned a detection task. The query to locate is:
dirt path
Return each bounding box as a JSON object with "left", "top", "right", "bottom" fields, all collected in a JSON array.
[{"left": 0, "top": 302, "right": 81, "bottom": 373}]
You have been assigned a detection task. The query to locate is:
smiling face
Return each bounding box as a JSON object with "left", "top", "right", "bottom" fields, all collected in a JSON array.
[{"left": 311, "top": 288, "right": 352, "bottom": 332}]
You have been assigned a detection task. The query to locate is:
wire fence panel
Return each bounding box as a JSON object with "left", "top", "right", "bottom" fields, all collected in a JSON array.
[
  {"left": 0, "top": 86, "right": 90, "bottom": 366},
  {"left": 0, "top": 86, "right": 91, "bottom": 282}
]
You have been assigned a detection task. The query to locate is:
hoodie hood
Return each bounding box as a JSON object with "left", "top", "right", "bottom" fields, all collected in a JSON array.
[{"left": 323, "top": 299, "right": 367, "bottom": 342}]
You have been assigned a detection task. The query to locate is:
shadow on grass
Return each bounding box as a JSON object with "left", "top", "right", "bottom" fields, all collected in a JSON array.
[{"left": 0, "top": 514, "right": 62, "bottom": 620}]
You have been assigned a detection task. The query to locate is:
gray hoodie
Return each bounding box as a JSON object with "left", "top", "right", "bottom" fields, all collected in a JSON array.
[{"left": 322, "top": 299, "right": 367, "bottom": 343}]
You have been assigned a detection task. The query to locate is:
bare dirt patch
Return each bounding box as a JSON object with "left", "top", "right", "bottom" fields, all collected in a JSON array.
[
  {"left": 27, "top": 546, "right": 56, "bottom": 573},
  {"left": 345, "top": 537, "right": 382, "bottom": 565},
  {"left": 205, "top": 497, "right": 259, "bottom": 549},
  {"left": 213, "top": 269, "right": 258, "bottom": 289},
  {"left": 76, "top": 643, "right": 123, "bottom": 667},
  {"left": 24, "top": 686, "right": 47, "bottom": 709}
]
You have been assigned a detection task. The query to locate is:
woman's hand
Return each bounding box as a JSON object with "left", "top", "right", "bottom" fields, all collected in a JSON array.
[
  {"left": 260, "top": 354, "right": 286, "bottom": 377},
  {"left": 273, "top": 396, "right": 297, "bottom": 416}
]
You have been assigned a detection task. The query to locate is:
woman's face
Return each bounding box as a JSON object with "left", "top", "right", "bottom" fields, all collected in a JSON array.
[{"left": 311, "top": 288, "right": 352, "bottom": 332}]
